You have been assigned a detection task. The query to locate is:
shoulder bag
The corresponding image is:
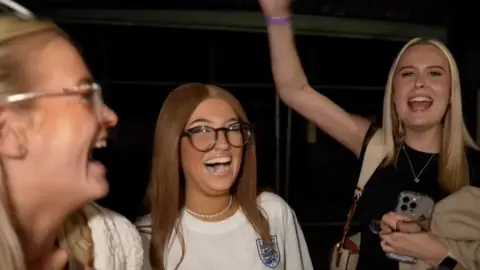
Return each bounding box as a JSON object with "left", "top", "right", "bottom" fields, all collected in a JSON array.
[{"left": 330, "top": 128, "right": 386, "bottom": 270}]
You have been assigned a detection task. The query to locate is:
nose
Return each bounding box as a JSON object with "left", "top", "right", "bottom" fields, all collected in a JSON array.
[
  {"left": 414, "top": 75, "right": 426, "bottom": 89},
  {"left": 101, "top": 104, "right": 118, "bottom": 128},
  {"left": 414, "top": 81, "right": 425, "bottom": 88},
  {"left": 214, "top": 131, "right": 230, "bottom": 150}
]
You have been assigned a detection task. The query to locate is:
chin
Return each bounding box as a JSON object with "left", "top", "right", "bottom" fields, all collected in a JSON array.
[
  {"left": 210, "top": 179, "right": 235, "bottom": 192},
  {"left": 82, "top": 178, "right": 110, "bottom": 202},
  {"left": 405, "top": 117, "right": 440, "bottom": 129},
  {"left": 203, "top": 178, "right": 235, "bottom": 196}
]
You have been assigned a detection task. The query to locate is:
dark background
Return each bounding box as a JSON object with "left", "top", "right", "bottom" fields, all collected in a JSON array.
[{"left": 17, "top": 0, "right": 480, "bottom": 268}]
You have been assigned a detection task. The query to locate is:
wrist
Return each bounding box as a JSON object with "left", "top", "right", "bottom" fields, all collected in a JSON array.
[
  {"left": 426, "top": 244, "right": 449, "bottom": 267},
  {"left": 265, "top": 16, "right": 291, "bottom": 26},
  {"left": 265, "top": 10, "right": 291, "bottom": 19},
  {"left": 436, "top": 256, "right": 459, "bottom": 270},
  {"left": 265, "top": 11, "right": 292, "bottom": 26}
]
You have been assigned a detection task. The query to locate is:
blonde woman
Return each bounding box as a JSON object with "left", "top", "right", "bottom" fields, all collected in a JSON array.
[
  {"left": 259, "top": 0, "right": 480, "bottom": 269},
  {"left": 0, "top": 2, "right": 142, "bottom": 269}
]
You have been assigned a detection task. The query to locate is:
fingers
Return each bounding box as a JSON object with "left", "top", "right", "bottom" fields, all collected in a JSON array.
[
  {"left": 397, "top": 221, "right": 424, "bottom": 233},
  {"left": 49, "top": 249, "right": 68, "bottom": 270},
  {"left": 380, "top": 233, "right": 395, "bottom": 244},
  {"left": 379, "top": 232, "right": 425, "bottom": 253},
  {"left": 380, "top": 240, "right": 396, "bottom": 253},
  {"left": 381, "top": 212, "right": 412, "bottom": 232},
  {"left": 379, "top": 233, "right": 401, "bottom": 254},
  {"left": 380, "top": 221, "right": 392, "bottom": 234}
]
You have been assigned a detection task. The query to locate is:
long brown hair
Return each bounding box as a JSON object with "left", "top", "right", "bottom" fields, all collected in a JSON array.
[{"left": 147, "top": 83, "right": 271, "bottom": 269}]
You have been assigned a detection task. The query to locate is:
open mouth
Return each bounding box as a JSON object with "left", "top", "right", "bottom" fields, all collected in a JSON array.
[
  {"left": 204, "top": 156, "right": 232, "bottom": 175},
  {"left": 86, "top": 136, "right": 108, "bottom": 183},
  {"left": 408, "top": 96, "right": 433, "bottom": 112},
  {"left": 88, "top": 137, "right": 108, "bottom": 161}
]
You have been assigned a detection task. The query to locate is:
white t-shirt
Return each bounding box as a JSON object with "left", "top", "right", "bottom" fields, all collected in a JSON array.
[{"left": 135, "top": 192, "right": 313, "bottom": 270}]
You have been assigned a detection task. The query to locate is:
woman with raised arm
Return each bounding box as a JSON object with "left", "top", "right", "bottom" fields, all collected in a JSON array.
[
  {"left": 259, "top": 0, "right": 480, "bottom": 269},
  {"left": 0, "top": 2, "right": 143, "bottom": 269}
]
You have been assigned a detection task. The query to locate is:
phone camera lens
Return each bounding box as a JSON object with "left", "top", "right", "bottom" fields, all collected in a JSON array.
[
  {"left": 402, "top": 196, "right": 410, "bottom": 203},
  {"left": 410, "top": 202, "right": 417, "bottom": 209},
  {"left": 400, "top": 204, "right": 408, "bottom": 211}
]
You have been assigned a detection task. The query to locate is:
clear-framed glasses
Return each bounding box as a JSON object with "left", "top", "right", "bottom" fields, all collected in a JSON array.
[
  {"left": 0, "top": 2, "right": 104, "bottom": 119},
  {"left": 1, "top": 82, "right": 105, "bottom": 120},
  {"left": 0, "top": 0, "right": 35, "bottom": 19},
  {"left": 182, "top": 122, "right": 252, "bottom": 152}
]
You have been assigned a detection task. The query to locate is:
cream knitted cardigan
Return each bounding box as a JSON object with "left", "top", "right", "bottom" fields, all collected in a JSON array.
[{"left": 83, "top": 203, "right": 144, "bottom": 270}]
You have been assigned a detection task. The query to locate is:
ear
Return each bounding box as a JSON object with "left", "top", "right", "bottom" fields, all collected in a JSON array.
[{"left": 0, "top": 107, "right": 28, "bottom": 159}]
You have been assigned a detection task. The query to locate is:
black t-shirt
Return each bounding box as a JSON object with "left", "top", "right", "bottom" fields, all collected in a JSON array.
[{"left": 355, "top": 125, "right": 480, "bottom": 270}]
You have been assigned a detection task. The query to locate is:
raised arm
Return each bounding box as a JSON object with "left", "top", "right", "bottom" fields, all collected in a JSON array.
[{"left": 259, "top": 0, "right": 370, "bottom": 156}]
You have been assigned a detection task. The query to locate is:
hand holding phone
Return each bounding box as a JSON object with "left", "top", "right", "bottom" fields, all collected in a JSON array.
[{"left": 385, "top": 191, "right": 435, "bottom": 264}]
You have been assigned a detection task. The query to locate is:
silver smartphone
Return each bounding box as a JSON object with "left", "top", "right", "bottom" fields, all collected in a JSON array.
[{"left": 386, "top": 191, "right": 435, "bottom": 264}]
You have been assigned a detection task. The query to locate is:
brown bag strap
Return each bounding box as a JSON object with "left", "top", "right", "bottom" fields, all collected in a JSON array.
[
  {"left": 58, "top": 208, "right": 94, "bottom": 268},
  {"left": 338, "top": 128, "right": 386, "bottom": 247}
]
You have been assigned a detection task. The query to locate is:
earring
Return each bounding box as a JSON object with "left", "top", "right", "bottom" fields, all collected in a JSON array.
[
  {"left": 397, "top": 120, "right": 405, "bottom": 141},
  {"left": 17, "top": 145, "right": 27, "bottom": 157}
]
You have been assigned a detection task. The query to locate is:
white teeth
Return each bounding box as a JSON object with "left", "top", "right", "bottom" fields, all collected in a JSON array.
[
  {"left": 205, "top": 157, "right": 231, "bottom": 165},
  {"left": 409, "top": 96, "right": 432, "bottom": 102},
  {"left": 94, "top": 140, "right": 107, "bottom": 148}
]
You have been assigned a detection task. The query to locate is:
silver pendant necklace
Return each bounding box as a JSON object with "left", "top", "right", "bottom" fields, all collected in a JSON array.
[
  {"left": 185, "top": 196, "right": 233, "bottom": 219},
  {"left": 402, "top": 145, "right": 435, "bottom": 183}
]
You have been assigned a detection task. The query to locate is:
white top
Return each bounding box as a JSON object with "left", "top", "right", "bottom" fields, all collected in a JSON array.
[
  {"left": 135, "top": 192, "right": 313, "bottom": 270},
  {"left": 84, "top": 203, "right": 144, "bottom": 270}
]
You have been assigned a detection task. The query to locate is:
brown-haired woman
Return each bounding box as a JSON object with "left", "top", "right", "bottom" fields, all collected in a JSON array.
[
  {"left": 0, "top": 2, "right": 143, "bottom": 269},
  {"left": 136, "top": 83, "right": 313, "bottom": 270}
]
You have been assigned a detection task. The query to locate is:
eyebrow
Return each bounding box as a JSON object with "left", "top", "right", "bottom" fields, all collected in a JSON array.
[
  {"left": 397, "top": 65, "right": 446, "bottom": 72},
  {"left": 186, "top": 117, "right": 239, "bottom": 127}
]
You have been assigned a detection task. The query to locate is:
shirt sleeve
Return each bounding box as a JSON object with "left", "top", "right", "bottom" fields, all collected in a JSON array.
[
  {"left": 135, "top": 216, "right": 153, "bottom": 270},
  {"left": 284, "top": 207, "right": 314, "bottom": 270}
]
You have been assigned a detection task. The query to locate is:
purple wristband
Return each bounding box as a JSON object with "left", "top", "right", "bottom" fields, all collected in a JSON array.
[{"left": 265, "top": 16, "right": 291, "bottom": 25}]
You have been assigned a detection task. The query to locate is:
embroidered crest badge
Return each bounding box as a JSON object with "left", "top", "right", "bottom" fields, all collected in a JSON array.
[{"left": 256, "top": 235, "right": 280, "bottom": 268}]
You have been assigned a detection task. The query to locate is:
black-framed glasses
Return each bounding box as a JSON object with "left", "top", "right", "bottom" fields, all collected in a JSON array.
[
  {"left": 2, "top": 82, "right": 105, "bottom": 120},
  {"left": 181, "top": 122, "right": 252, "bottom": 152}
]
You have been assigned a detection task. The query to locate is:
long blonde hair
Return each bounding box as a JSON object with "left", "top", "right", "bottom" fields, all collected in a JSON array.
[
  {"left": 0, "top": 15, "right": 93, "bottom": 269},
  {"left": 382, "top": 38, "right": 478, "bottom": 193},
  {"left": 147, "top": 83, "right": 270, "bottom": 270}
]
